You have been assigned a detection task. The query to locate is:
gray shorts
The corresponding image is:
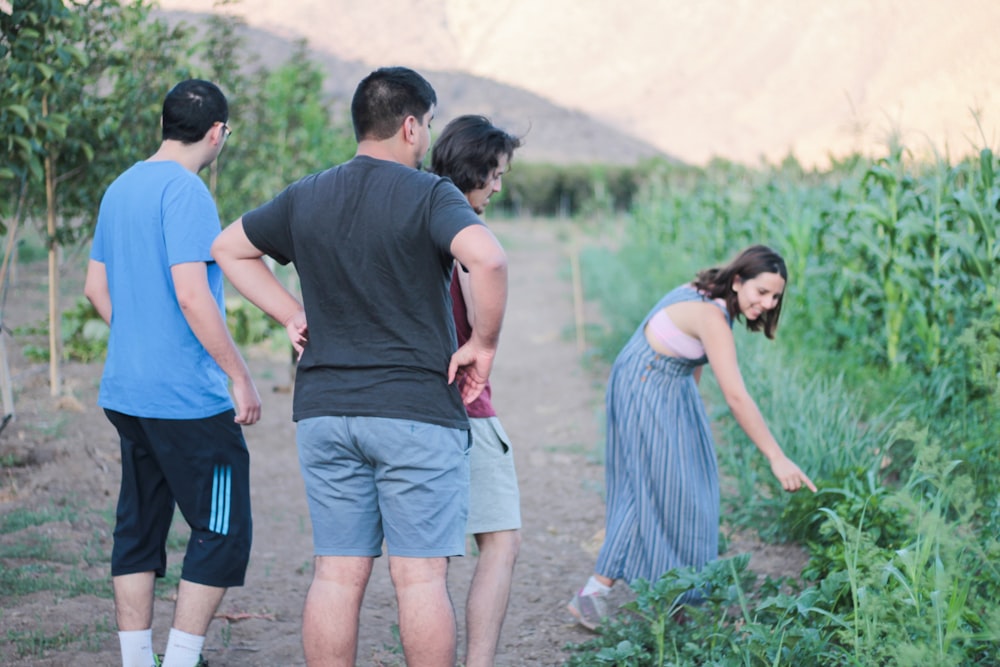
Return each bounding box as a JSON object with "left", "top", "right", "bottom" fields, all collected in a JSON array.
[
  {"left": 467, "top": 416, "right": 521, "bottom": 534},
  {"left": 296, "top": 415, "right": 471, "bottom": 558}
]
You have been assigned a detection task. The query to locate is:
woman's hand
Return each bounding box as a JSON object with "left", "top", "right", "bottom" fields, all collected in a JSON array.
[{"left": 769, "top": 453, "right": 817, "bottom": 493}]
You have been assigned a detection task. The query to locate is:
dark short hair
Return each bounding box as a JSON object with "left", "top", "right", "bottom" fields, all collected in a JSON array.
[
  {"left": 692, "top": 244, "right": 788, "bottom": 338},
  {"left": 430, "top": 115, "right": 522, "bottom": 193},
  {"left": 351, "top": 67, "right": 437, "bottom": 142},
  {"left": 161, "top": 79, "right": 228, "bottom": 144}
]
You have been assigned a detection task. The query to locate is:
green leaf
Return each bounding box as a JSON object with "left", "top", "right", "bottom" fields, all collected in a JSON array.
[
  {"left": 10, "top": 135, "right": 32, "bottom": 152},
  {"left": 35, "top": 62, "right": 55, "bottom": 79},
  {"left": 4, "top": 104, "right": 31, "bottom": 122}
]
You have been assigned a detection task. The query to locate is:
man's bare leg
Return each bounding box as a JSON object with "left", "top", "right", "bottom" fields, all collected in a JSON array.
[
  {"left": 171, "top": 579, "right": 227, "bottom": 635},
  {"left": 303, "top": 556, "right": 373, "bottom": 667},
  {"left": 464, "top": 530, "right": 520, "bottom": 667},
  {"left": 114, "top": 571, "right": 157, "bottom": 630},
  {"left": 389, "top": 556, "right": 456, "bottom": 667}
]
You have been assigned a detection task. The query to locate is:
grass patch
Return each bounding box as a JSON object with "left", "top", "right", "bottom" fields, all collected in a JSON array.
[
  {"left": 157, "top": 562, "right": 184, "bottom": 594},
  {"left": 6, "top": 615, "right": 114, "bottom": 658},
  {"left": 0, "top": 451, "right": 28, "bottom": 467},
  {"left": 0, "top": 505, "right": 78, "bottom": 534},
  {"left": 0, "top": 501, "right": 112, "bottom": 600},
  {"left": 166, "top": 510, "right": 191, "bottom": 552},
  {"left": 0, "top": 561, "right": 60, "bottom": 596},
  {"left": 0, "top": 533, "right": 59, "bottom": 561},
  {"left": 0, "top": 559, "right": 113, "bottom": 599}
]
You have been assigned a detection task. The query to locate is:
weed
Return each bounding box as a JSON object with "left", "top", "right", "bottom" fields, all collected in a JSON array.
[
  {"left": 219, "top": 621, "right": 232, "bottom": 648},
  {"left": 0, "top": 504, "right": 77, "bottom": 534},
  {"left": 564, "top": 554, "right": 849, "bottom": 666},
  {"left": 157, "top": 563, "right": 183, "bottom": 594},
  {"left": 14, "top": 298, "right": 109, "bottom": 363},
  {"left": 0, "top": 532, "right": 58, "bottom": 561},
  {"left": 7, "top": 623, "right": 82, "bottom": 658},
  {"left": 5, "top": 616, "right": 114, "bottom": 658},
  {"left": 0, "top": 451, "right": 27, "bottom": 467},
  {"left": 382, "top": 623, "right": 403, "bottom": 655},
  {"left": 0, "top": 561, "right": 60, "bottom": 596},
  {"left": 166, "top": 510, "right": 191, "bottom": 551}
]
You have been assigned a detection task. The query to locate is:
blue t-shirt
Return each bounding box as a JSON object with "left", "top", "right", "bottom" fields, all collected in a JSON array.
[{"left": 90, "top": 160, "right": 233, "bottom": 418}]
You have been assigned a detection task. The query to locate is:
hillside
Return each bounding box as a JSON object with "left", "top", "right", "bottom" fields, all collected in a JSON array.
[
  {"left": 155, "top": 0, "right": 1000, "bottom": 167},
  {"left": 156, "top": 10, "right": 669, "bottom": 166}
]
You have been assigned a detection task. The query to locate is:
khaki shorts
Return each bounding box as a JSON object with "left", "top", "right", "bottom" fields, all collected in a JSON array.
[{"left": 467, "top": 416, "right": 522, "bottom": 534}]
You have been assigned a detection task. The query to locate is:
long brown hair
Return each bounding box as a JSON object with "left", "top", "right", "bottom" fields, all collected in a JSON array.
[{"left": 692, "top": 245, "right": 787, "bottom": 339}]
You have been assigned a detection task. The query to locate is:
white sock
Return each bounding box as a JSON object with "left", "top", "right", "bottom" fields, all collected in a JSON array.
[
  {"left": 161, "top": 628, "right": 205, "bottom": 667},
  {"left": 580, "top": 575, "right": 612, "bottom": 597},
  {"left": 118, "top": 628, "right": 156, "bottom": 667}
]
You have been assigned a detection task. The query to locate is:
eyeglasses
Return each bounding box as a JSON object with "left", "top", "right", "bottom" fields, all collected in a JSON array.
[{"left": 218, "top": 121, "right": 232, "bottom": 139}]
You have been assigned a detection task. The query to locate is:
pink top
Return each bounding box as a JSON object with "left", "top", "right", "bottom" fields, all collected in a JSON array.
[
  {"left": 646, "top": 308, "right": 705, "bottom": 359},
  {"left": 646, "top": 294, "right": 728, "bottom": 360}
]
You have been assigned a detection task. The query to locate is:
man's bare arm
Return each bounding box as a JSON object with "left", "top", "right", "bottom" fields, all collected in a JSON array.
[
  {"left": 211, "top": 218, "right": 308, "bottom": 355},
  {"left": 171, "top": 261, "right": 262, "bottom": 425},
  {"left": 447, "top": 225, "right": 508, "bottom": 403}
]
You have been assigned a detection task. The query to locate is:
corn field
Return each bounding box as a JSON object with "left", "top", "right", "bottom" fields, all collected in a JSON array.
[{"left": 571, "top": 144, "right": 1000, "bottom": 666}]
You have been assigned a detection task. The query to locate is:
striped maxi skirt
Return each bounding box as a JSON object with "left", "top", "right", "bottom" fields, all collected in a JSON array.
[{"left": 594, "top": 331, "right": 720, "bottom": 586}]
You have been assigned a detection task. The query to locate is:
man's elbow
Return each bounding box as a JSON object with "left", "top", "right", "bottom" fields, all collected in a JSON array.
[
  {"left": 172, "top": 279, "right": 204, "bottom": 314},
  {"left": 173, "top": 290, "right": 196, "bottom": 314},
  {"left": 481, "top": 247, "right": 508, "bottom": 276},
  {"left": 210, "top": 236, "right": 229, "bottom": 267},
  {"left": 83, "top": 278, "right": 104, "bottom": 308}
]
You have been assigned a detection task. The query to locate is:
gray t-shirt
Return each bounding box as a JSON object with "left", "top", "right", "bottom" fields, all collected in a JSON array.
[{"left": 242, "top": 155, "right": 483, "bottom": 429}]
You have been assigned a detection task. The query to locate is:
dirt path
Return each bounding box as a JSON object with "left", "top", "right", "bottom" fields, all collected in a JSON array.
[
  {"left": 0, "top": 219, "right": 610, "bottom": 666},
  {"left": 0, "top": 218, "right": 808, "bottom": 666}
]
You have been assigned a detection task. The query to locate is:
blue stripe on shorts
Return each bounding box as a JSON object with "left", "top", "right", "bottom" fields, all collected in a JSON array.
[{"left": 210, "top": 464, "right": 232, "bottom": 535}]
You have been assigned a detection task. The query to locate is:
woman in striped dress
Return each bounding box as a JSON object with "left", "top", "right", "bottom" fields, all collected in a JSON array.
[{"left": 568, "top": 245, "right": 816, "bottom": 631}]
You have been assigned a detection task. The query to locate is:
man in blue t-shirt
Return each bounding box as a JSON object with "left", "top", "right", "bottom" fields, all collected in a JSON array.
[
  {"left": 85, "top": 79, "right": 260, "bottom": 667},
  {"left": 211, "top": 66, "right": 508, "bottom": 666}
]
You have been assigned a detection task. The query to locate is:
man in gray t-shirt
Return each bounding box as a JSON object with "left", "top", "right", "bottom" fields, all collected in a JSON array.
[
  {"left": 240, "top": 156, "right": 477, "bottom": 428},
  {"left": 212, "top": 66, "right": 508, "bottom": 666}
]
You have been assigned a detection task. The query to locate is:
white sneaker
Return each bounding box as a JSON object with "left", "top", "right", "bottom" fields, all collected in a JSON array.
[{"left": 567, "top": 590, "right": 608, "bottom": 631}]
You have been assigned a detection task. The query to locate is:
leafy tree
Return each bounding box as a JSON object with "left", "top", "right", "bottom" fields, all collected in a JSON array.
[
  {"left": 212, "top": 38, "right": 355, "bottom": 223},
  {"left": 1, "top": 2, "right": 84, "bottom": 226},
  {"left": 1, "top": 0, "right": 357, "bottom": 390},
  {"left": 189, "top": 1, "right": 251, "bottom": 201},
  {"left": 1, "top": 0, "right": 88, "bottom": 394},
  {"left": 1, "top": 0, "right": 194, "bottom": 395},
  {"left": 179, "top": 4, "right": 354, "bottom": 221}
]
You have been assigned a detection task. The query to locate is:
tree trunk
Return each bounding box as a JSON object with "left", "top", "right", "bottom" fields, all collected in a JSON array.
[
  {"left": 0, "top": 186, "right": 25, "bottom": 422},
  {"left": 43, "top": 94, "right": 61, "bottom": 397}
]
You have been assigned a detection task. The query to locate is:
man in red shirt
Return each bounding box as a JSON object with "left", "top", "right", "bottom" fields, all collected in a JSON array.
[{"left": 431, "top": 115, "right": 523, "bottom": 667}]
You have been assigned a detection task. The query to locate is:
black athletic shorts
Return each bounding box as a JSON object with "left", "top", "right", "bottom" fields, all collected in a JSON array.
[{"left": 105, "top": 408, "right": 252, "bottom": 588}]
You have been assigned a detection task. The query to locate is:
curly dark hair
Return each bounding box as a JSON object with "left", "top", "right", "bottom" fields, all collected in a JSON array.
[{"left": 429, "top": 115, "right": 523, "bottom": 192}]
